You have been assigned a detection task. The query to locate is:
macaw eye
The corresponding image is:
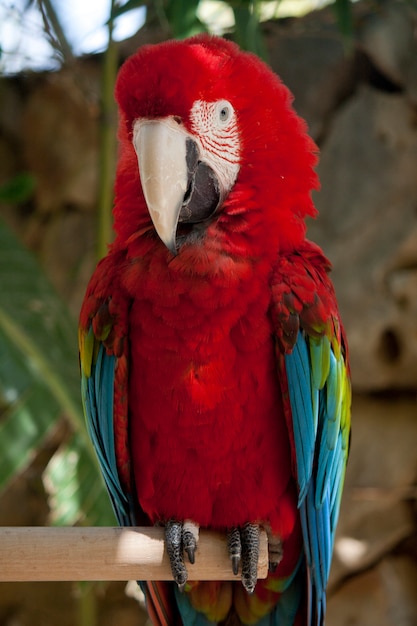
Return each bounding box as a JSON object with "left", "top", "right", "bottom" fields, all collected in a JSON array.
[
  {"left": 217, "top": 101, "right": 233, "bottom": 124},
  {"left": 219, "top": 107, "right": 230, "bottom": 122}
]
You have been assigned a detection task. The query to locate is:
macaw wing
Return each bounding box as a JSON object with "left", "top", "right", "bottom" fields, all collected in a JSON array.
[
  {"left": 79, "top": 326, "right": 135, "bottom": 527},
  {"left": 285, "top": 332, "right": 350, "bottom": 623},
  {"left": 271, "top": 243, "right": 351, "bottom": 625},
  {"left": 79, "top": 263, "right": 184, "bottom": 626},
  {"left": 79, "top": 257, "right": 136, "bottom": 528}
]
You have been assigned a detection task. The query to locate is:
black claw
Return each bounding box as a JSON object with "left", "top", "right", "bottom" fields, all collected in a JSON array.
[
  {"left": 267, "top": 535, "right": 283, "bottom": 573},
  {"left": 263, "top": 523, "right": 284, "bottom": 574},
  {"left": 227, "top": 527, "right": 242, "bottom": 575},
  {"left": 231, "top": 554, "right": 240, "bottom": 576},
  {"left": 177, "top": 572, "right": 188, "bottom": 593},
  {"left": 265, "top": 524, "right": 283, "bottom": 574},
  {"left": 183, "top": 528, "right": 197, "bottom": 565},
  {"left": 185, "top": 546, "right": 195, "bottom": 565}
]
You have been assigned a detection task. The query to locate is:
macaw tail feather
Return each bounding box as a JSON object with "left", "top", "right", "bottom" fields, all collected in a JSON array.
[{"left": 147, "top": 561, "right": 306, "bottom": 626}]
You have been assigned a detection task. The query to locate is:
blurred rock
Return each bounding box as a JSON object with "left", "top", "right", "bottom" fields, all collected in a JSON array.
[
  {"left": 0, "top": 581, "right": 145, "bottom": 626},
  {"left": 309, "top": 86, "right": 417, "bottom": 391},
  {"left": 265, "top": 17, "right": 356, "bottom": 140},
  {"left": 380, "top": 556, "right": 417, "bottom": 625},
  {"left": 358, "top": 0, "right": 417, "bottom": 100},
  {"left": 328, "top": 556, "right": 417, "bottom": 626},
  {"left": 38, "top": 210, "right": 96, "bottom": 315},
  {"left": 329, "top": 394, "right": 417, "bottom": 586},
  {"left": 0, "top": 76, "right": 27, "bottom": 144},
  {"left": 0, "top": 582, "right": 76, "bottom": 626},
  {"left": 22, "top": 66, "right": 100, "bottom": 214}
]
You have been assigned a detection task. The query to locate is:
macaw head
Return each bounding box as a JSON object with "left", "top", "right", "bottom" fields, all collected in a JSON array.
[{"left": 113, "top": 35, "right": 319, "bottom": 256}]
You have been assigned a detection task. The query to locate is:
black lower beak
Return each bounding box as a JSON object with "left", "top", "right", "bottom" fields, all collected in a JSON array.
[{"left": 178, "top": 138, "right": 220, "bottom": 226}]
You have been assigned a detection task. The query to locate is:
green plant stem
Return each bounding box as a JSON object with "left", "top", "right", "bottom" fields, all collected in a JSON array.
[
  {"left": 76, "top": 582, "right": 98, "bottom": 626},
  {"left": 97, "top": 1, "right": 119, "bottom": 261}
]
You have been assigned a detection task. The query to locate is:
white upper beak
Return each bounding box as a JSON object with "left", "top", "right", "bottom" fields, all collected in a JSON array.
[{"left": 133, "top": 118, "right": 189, "bottom": 255}]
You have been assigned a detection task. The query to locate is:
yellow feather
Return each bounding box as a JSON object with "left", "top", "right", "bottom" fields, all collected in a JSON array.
[{"left": 79, "top": 326, "right": 95, "bottom": 378}]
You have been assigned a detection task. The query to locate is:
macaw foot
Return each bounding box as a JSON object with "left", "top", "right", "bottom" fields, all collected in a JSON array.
[
  {"left": 165, "top": 520, "right": 281, "bottom": 595},
  {"left": 165, "top": 519, "right": 199, "bottom": 591},
  {"left": 227, "top": 523, "right": 260, "bottom": 594},
  {"left": 266, "top": 529, "right": 283, "bottom": 572},
  {"left": 261, "top": 522, "right": 283, "bottom": 573}
]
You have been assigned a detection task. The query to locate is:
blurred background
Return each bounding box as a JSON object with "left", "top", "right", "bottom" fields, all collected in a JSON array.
[{"left": 0, "top": 0, "right": 416, "bottom": 624}]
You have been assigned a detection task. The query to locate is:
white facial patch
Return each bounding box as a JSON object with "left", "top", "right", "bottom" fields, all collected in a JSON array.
[{"left": 189, "top": 99, "right": 241, "bottom": 200}]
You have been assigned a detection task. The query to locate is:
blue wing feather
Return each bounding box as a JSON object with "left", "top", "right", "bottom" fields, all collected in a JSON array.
[
  {"left": 286, "top": 337, "right": 316, "bottom": 504},
  {"left": 285, "top": 330, "right": 350, "bottom": 625},
  {"left": 81, "top": 342, "right": 134, "bottom": 527}
]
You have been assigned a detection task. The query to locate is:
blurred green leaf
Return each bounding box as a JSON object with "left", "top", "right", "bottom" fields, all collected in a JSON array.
[
  {"left": 110, "top": 0, "right": 146, "bottom": 20},
  {"left": 0, "top": 327, "right": 61, "bottom": 487},
  {"left": 0, "top": 219, "right": 82, "bottom": 433},
  {"left": 0, "top": 173, "right": 36, "bottom": 204},
  {"left": 0, "top": 217, "right": 113, "bottom": 524},
  {"left": 45, "top": 432, "right": 116, "bottom": 526},
  {"left": 333, "top": 0, "right": 353, "bottom": 40},
  {"left": 165, "top": 0, "right": 206, "bottom": 38},
  {"left": 232, "top": 0, "right": 267, "bottom": 59}
]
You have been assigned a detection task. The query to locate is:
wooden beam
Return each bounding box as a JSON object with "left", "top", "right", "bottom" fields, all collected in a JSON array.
[{"left": 0, "top": 526, "right": 268, "bottom": 582}]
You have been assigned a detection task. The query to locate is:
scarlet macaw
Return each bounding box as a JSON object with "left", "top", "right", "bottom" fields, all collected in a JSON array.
[{"left": 79, "top": 34, "right": 351, "bottom": 626}]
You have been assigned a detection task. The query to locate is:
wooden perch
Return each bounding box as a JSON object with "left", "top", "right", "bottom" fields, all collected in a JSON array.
[{"left": 0, "top": 526, "right": 268, "bottom": 582}]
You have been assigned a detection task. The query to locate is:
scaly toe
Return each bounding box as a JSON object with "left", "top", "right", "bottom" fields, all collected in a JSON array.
[
  {"left": 165, "top": 519, "right": 200, "bottom": 588},
  {"left": 227, "top": 527, "right": 242, "bottom": 575},
  {"left": 240, "top": 523, "right": 260, "bottom": 594},
  {"left": 227, "top": 524, "right": 260, "bottom": 591},
  {"left": 165, "top": 520, "right": 188, "bottom": 589},
  {"left": 263, "top": 522, "right": 283, "bottom": 572}
]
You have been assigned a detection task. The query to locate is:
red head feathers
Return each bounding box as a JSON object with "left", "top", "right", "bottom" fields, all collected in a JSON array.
[{"left": 112, "top": 34, "right": 319, "bottom": 257}]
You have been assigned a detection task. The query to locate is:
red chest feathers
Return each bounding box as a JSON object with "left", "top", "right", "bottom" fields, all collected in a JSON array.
[{"left": 122, "top": 248, "right": 295, "bottom": 531}]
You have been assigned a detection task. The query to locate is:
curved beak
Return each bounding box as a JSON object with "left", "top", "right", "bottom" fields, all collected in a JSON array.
[{"left": 133, "top": 118, "right": 188, "bottom": 255}]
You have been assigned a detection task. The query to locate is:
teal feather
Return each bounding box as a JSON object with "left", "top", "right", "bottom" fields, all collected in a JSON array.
[
  {"left": 286, "top": 336, "right": 315, "bottom": 504},
  {"left": 325, "top": 351, "right": 342, "bottom": 424},
  {"left": 174, "top": 588, "right": 215, "bottom": 626},
  {"left": 82, "top": 343, "right": 133, "bottom": 526},
  {"left": 264, "top": 565, "right": 303, "bottom": 626},
  {"left": 311, "top": 387, "right": 319, "bottom": 436},
  {"left": 285, "top": 330, "right": 350, "bottom": 626}
]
